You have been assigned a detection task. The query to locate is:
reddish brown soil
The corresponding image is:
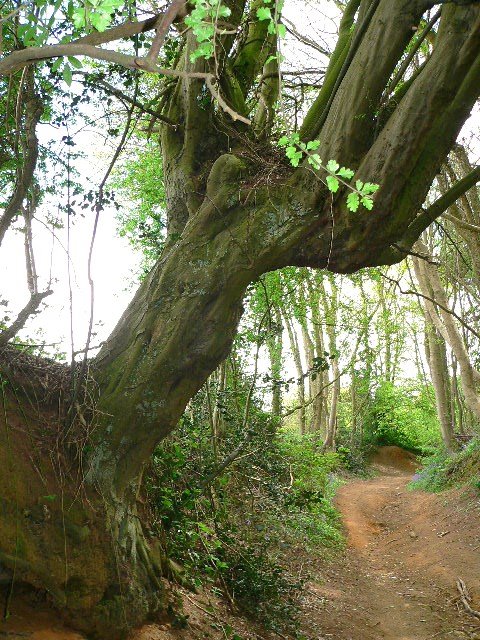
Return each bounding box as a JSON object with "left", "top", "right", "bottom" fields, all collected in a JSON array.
[
  {"left": 2, "top": 446, "right": 479, "bottom": 640},
  {"left": 300, "top": 446, "right": 480, "bottom": 640}
]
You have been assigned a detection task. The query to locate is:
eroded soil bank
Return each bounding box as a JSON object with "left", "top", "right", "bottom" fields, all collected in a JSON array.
[{"left": 1, "top": 446, "right": 479, "bottom": 639}]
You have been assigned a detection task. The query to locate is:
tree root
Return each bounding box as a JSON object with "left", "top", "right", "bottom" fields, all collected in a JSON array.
[{"left": 456, "top": 578, "right": 480, "bottom": 620}]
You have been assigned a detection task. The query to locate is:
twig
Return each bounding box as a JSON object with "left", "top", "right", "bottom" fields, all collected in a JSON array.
[
  {"left": 456, "top": 578, "right": 480, "bottom": 620},
  {"left": 381, "top": 272, "right": 480, "bottom": 341}
]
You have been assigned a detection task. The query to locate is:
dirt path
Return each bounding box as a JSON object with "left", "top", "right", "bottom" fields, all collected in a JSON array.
[{"left": 302, "top": 446, "right": 480, "bottom": 640}]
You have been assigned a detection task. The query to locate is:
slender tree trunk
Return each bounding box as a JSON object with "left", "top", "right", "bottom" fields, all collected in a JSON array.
[
  {"left": 424, "top": 319, "right": 456, "bottom": 451},
  {"left": 321, "top": 276, "right": 340, "bottom": 450},
  {"left": 283, "top": 312, "right": 306, "bottom": 435},
  {"left": 413, "top": 248, "right": 480, "bottom": 421},
  {"left": 267, "top": 306, "right": 283, "bottom": 419}
]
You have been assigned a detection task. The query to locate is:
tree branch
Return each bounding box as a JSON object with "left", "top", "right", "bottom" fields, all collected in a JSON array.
[
  {"left": 75, "top": 73, "right": 179, "bottom": 128},
  {"left": 381, "top": 272, "right": 480, "bottom": 341},
  {"left": 401, "top": 165, "right": 480, "bottom": 247},
  {"left": 145, "top": 0, "right": 186, "bottom": 63},
  {"left": 73, "top": 14, "right": 162, "bottom": 46},
  {"left": 0, "top": 69, "right": 42, "bottom": 247},
  {"left": 0, "top": 291, "right": 53, "bottom": 347}
]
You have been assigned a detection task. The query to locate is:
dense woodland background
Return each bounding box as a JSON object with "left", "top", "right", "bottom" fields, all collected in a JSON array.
[{"left": 0, "top": 0, "right": 479, "bottom": 638}]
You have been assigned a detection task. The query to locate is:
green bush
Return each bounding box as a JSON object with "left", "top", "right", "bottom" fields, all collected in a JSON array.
[
  {"left": 364, "top": 381, "right": 441, "bottom": 453},
  {"left": 146, "top": 387, "right": 343, "bottom": 635},
  {"left": 410, "top": 439, "right": 480, "bottom": 492}
]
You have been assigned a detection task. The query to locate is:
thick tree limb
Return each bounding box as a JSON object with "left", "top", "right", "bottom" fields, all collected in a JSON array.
[{"left": 401, "top": 166, "right": 480, "bottom": 248}]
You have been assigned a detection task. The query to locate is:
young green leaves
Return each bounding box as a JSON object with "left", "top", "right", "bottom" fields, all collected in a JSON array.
[
  {"left": 278, "top": 134, "right": 379, "bottom": 212},
  {"left": 185, "top": 0, "right": 232, "bottom": 62},
  {"left": 256, "top": 0, "right": 286, "bottom": 38},
  {"left": 72, "top": 0, "right": 124, "bottom": 32},
  {"left": 346, "top": 181, "right": 379, "bottom": 212}
]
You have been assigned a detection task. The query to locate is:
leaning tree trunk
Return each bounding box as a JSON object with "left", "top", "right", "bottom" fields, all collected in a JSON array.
[{"left": 0, "top": 1, "right": 479, "bottom": 638}]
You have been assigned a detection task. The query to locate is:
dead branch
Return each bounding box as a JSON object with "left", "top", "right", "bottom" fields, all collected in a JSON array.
[{"left": 456, "top": 578, "right": 480, "bottom": 620}]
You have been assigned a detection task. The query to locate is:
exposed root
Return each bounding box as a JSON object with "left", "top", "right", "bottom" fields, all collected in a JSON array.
[{"left": 456, "top": 578, "right": 480, "bottom": 620}]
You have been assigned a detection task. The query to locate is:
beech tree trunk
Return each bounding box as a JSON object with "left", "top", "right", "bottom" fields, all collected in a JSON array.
[
  {"left": 424, "top": 319, "right": 456, "bottom": 451},
  {"left": 283, "top": 311, "right": 307, "bottom": 434},
  {"left": 413, "top": 247, "right": 480, "bottom": 421},
  {"left": 1, "top": 1, "right": 479, "bottom": 637}
]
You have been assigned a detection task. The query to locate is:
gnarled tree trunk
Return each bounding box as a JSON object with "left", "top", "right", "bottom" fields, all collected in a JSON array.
[{"left": 1, "top": 1, "right": 479, "bottom": 637}]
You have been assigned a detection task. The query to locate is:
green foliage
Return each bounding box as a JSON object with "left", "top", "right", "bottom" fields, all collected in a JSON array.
[
  {"left": 279, "top": 432, "right": 344, "bottom": 547},
  {"left": 111, "top": 140, "right": 166, "bottom": 272},
  {"left": 256, "top": 0, "right": 286, "bottom": 37},
  {"left": 410, "top": 439, "right": 480, "bottom": 493},
  {"left": 278, "top": 133, "right": 379, "bottom": 211},
  {"left": 185, "top": 0, "right": 232, "bottom": 62},
  {"left": 146, "top": 363, "right": 343, "bottom": 635},
  {"left": 72, "top": 0, "right": 124, "bottom": 32},
  {"left": 364, "top": 381, "right": 441, "bottom": 453}
]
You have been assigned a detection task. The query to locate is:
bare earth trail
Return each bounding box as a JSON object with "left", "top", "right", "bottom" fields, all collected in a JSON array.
[{"left": 302, "top": 446, "right": 480, "bottom": 640}]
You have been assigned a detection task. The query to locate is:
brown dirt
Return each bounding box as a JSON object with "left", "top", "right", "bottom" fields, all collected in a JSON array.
[
  {"left": 2, "top": 446, "right": 479, "bottom": 640},
  {"left": 300, "top": 446, "right": 480, "bottom": 640}
]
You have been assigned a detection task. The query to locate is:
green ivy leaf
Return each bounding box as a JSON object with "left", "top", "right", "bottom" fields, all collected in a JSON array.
[
  {"left": 361, "top": 196, "right": 374, "bottom": 210},
  {"left": 265, "top": 54, "right": 278, "bottom": 65},
  {"left": 306, "top": 140, "right": 320, "bottom": 151},
  {"left": 361, "top": 182, "right": 380, "bottom": 195},
  {"left": 217, "top": 5, "right": 231, "bottom": 17},
  {"left": 52, "top": 58, "right": 63, "bottom": 72},
  {"left": 267, "top": 19, "right": 276, "bottom": 34},
  {"left": 277, "top": 23, "right": 286, "bottom": 38},
  {"left": 308, "top": 154, "right": 322, "bottom": 170},
  {"left": 62, "top": 64, "right": 73, "bottom": 86},
  {"left": 68, "top": 56, "right": 83, "bottom": 69},
  {"left": 337, "top": 167, "right": 354, "bottom": 180}
]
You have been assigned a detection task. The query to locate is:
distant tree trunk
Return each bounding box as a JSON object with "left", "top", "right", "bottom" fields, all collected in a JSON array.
[
  {"left": 378, "top": 278, "right": 393, "bottom": 382},
  {"left": 296, "top": 274, "right": 327, "bottom": 434},
  {"left": 321, "top": 276, "right": 340, "bottom": 450},
  {"left": 424, "top": 319, "right": 456, "bottom": 451},
  {"left": 324, "top": 356, "right": 340, "bottom": 450},
  {"left": 413, "top": 248, "right": 480, "bottom": 421},
  {"left": 451, "top": 356, "right": 465, "bottom": 435},
  {"left": 283, "top": 311, "right": 306, "bottom": 434},
  {"left": 267, "top": 306, "right": 283, "bottom": 419}
]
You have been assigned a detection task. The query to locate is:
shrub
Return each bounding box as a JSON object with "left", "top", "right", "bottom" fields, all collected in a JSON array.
[
  {"left": 364, "top": 381, "right": 441, "bottom": 453},
  {"left": 410, "top": 439, "right": 480, "bottom": 492}
]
